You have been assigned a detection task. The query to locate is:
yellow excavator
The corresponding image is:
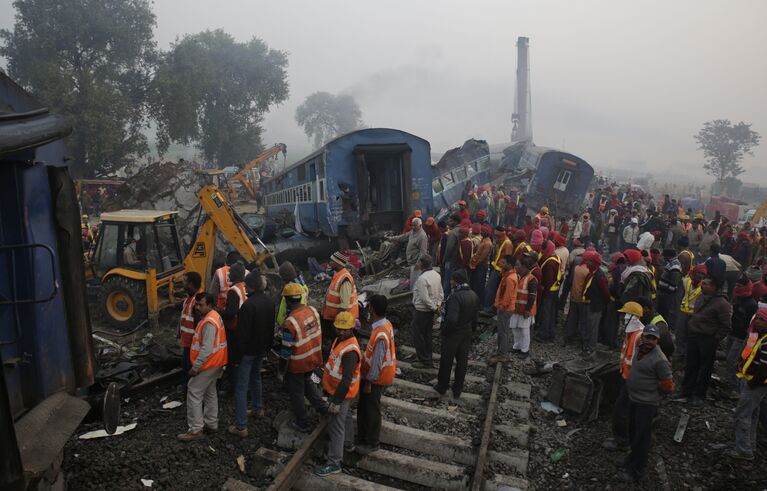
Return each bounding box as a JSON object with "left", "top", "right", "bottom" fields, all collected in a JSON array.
[
  {"left": 226, "top": 143, "right": 287, "bottom": 201},
  {"left": 89, "top": 184, "right": 280, "bottom": 330}
]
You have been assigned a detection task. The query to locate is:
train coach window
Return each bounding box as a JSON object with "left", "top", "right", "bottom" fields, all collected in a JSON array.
[
  {"left": 454, "top": 166, "right": 468, "bottom": 181},
  {"left": 433, "top": 178, "right": 444, "bottom": 194},
  {"left": 554, "top": 170, "right": 572, "bottom": 191},
  {"left": 442, "top": 172, "right": 455, "bottom": 189},
  {"left": 319, "top": 179, "right": 325, "bottom": 201}
]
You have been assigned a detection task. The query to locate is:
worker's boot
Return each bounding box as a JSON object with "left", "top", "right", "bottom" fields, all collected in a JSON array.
[
  {"left": 176, "top": 430, "right": 204, "bottom": 442},
  {"left": 227, "top": 425, "right": 248, "bottom": 438}
]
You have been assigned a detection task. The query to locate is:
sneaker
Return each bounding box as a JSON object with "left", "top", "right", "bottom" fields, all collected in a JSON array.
[
  {"left": 412, "top": 361, "right": 434, "bottom": 369},
  {"left": 177, "top": 430, "right": 204, "bottom": 442},
  {"left": 315, "top": 463, "right": 342, "bottom": 477},
  {"left": 227, "top": 425, "right": 248, "bottom": 438},
  {"left": 430, "top": 384, "right": 447, "bottom": 399},
  {"left": 726, "top": 449, "right": 754, "bottom": 461},
  {"left": 356, "top": 444, "right": 380, "bottom": 455},
  {"left": 515, "top": 350, "right": 530, "bottom": 358},
  {"left": 671, "top": 394, "right": 689, "bottom": 403},
  {"left": 289, "top": 420, "right": 311, "bottom": 433},
  {"left": 602, "top": 437, "right": 629, "bottom": 451},
  {"left": 202, "top": 426, "right": 218, "bottom": 434},
  {"left": 249, "top": 408, "right": 265, "bottom": 418},
  {"left": 344, "top": 443, "right": 356, "bottom": 452}
]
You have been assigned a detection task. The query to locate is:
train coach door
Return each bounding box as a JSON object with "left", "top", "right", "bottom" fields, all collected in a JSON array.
[{"left": 353, "top": 144, "right": 410, "bottom": 233}]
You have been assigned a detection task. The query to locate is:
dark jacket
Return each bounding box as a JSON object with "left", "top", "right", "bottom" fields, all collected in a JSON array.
[
  {"left": 658, "top": 259, "right": 682, "bottom": 295},
  {"left": 585, "top": 269, "right": 610, "bottom": 312},
  {"left": 619, "top": 270, "right": 653, "bottom": 307},
  {"left": 443, "top": 284, "right": 479, "bottom": 333},
  {"left": 687, "top": 293, "right": 732, "bottom": 340},
  {"left": 232, "top": 291, "right": 276, "bottom": 362},
  {"left": 731, "top": 296, "right": 758, "bottom": 340}
]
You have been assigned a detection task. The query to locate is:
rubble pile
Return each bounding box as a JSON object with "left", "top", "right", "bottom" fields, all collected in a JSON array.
[{"left": 103, "top": 160, "right": 206, "bottom": 245}]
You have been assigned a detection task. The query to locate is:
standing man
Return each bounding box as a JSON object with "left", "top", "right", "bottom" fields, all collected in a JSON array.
[
  {"left": 178, "top": 293, "right": 228, "bottom": 442},
  {"left": 228, "top": 272, "right": 275, "bottom": 437},
  {"left": 675, "top": 278, "right": 732, "bottom": 405},
  {"left": 622, "top": 218, "right": 640, "bottom": 249},
  {"left": 676, "top": 264, "right": 707, "bottom": 363},
  {"left": 280, "top": 283, "right": 326, "bottom": 432},
  {"left": 441, "top": 215, "right": 461, "bottom": 296},
  {"left": 322, "top": 251, "right": 359, "bottom": 350},
  {"left": 209, "top": 251, "right": 243, "bottom": 309},
  {"left": 491, "top": 255, "right": 518, "bottom": 362},
  {"left": 510, "top": 255, "right": 538, "bottom": 357},
  {"left": 435, "top": 270, "right": 479, "bottom": 398},
  {"left": 357, "top": 295, "right": 396, "bottom": 455},
  {"left": 729, "top": 308, "right": 767, "bottom": 461},
  {"left": 411, "top": 255, "right": 443, "bottom": 368},
  {"left": 389, "top": 217, "right": 429, "bottom": 288},
  {"left": 469, "top": 224, "right": 493, "bottom": 301},
  {"left": 656, "top": 249, "right": 682, "bottom": 328},
  {"left": 537, "top": 243, "right": 562, "bottom": 342},
  {"left": 482, "top": 227, "right": 513, "bottom": 314},
  {"left": 316, "top": 312, "right": 361, "bottom": 477},
  {"left": 618, "top": 324, "right": 674, "bottom": 482},
  {"left": 177, "top": 272, "right": 203, "bottom": 388}
]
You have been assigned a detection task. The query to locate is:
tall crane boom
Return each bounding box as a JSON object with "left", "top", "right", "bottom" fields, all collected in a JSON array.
[{"left": 227, "top": 143, "right": 287, "bottom": 201}]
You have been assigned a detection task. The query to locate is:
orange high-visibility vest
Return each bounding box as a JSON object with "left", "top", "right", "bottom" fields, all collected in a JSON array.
[
  {"left": 680, "top": 277, "right": 702, "bottom": 314},
  {"left": 190, "top": 310, "right": 228, "bottom": 371},
  {"left": 620, "top": 328, "right": 643, "bottom": 379},
  {"left": 223, "top": 282, "right": 247, "bottom": 331},
  {"left": 179, "top": 288, "right": 203, "bottom": 348},
  {"left": 363, "top": 319, "right": 396, "bottom": 386},
  {"left": 322, "top": 268, "right": 359, "bottom": 320},
  {"left": 738, "top": 332, "right": 767, "bottom": 381},
  {"left": 322, "top": 336, "right": 361, "bottom": 400},
  {"left": 283, "top": 305, "right": 324, "bottom": 374},
  {"left": 491, "top": 237, "right": 511, "bottom": 271},
  {"left": 514, "top": 273, "right": 538, "bottom": 316},
  {"left": 214, "top": 266, "right": 232, "bottom": 309},
  {"left": 541, "top": 255, "right": 562, "bottom": 292}
]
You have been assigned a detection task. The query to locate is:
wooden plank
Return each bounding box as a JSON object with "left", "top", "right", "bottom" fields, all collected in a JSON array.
[
  {"left": 268, "top": 417, "right": 328, "bottom": 491},
  {"left": 470, "top": 362, "right": 502, "bottom": 491}
]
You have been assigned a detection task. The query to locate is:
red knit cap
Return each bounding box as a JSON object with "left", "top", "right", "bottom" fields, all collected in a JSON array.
[
  {"left": 471, "top": 223, "right": 481, "bottom": 234},
  {"left": 623, "top": 249, "right": 642, "bottom": 264}
]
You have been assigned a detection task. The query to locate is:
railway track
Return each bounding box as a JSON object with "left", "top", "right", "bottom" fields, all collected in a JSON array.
[{"left": 226, "top": 341, "right": 533, "bottom": 491}]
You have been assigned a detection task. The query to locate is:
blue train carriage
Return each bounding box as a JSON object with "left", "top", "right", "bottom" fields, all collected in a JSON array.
[
  {"left": 520, "top": 146, "right": 594, "bottom": 217},
  {"left": 431, "top": 138, "right": 492, "bottom": 211},
  {"left": 261, "top": 128, "right": 433, "bottom": 239},
  {"left": 1, "top": 72, "right": 117, "bottom": 490}
]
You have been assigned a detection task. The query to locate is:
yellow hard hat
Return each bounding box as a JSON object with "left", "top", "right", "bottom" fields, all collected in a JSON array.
[
  {"left": 618, "top": 301, "right": 643, "bottom": 317},
  {"left": 282, "top": 283, "right": 304, "bottom": 298},
  {"left": 334, "top": 311, "right": 355, "bottom": 330}
]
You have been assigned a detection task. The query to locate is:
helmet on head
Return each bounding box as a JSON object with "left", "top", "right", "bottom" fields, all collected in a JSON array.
[
  {"left": 282, "top": 283, "right": 304, "bottom": 298},
  {"left": 334, "top": 311, "right": 355, "bottom": 330},
  {"left": 618, "top": 301, "right": 643, "bottom": 317}
]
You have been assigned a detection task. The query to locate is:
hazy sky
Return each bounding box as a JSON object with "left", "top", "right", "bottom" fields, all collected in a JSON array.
[{"left": 1, "top": 0, "right": 766, "bottom": 182}]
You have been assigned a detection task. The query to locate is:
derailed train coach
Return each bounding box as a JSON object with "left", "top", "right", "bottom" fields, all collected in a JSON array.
[
  {"left": 501, "top": 145, "right": 594, "bottom": 217},
  {"left": 261, "top": 128, "right": 433, "bottom": 239}
]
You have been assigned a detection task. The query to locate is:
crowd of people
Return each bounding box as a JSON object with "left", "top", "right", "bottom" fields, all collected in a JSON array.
[{"left": 170, "top": 180, "right": 767, "bottom": 482}]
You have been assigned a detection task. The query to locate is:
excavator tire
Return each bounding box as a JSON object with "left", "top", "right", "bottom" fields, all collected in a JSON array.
[{"left": 99, "top": 276, "right": 148, "bottom": 331}]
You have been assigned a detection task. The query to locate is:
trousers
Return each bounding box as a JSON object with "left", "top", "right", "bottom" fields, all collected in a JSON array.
[
  {"left": 680, "top": 334, "right": 717, "bottom": 399},
  {"left": 674, "top": 312, "right": 691, "bottom": 358},
  {"left": 357, "top": 384, "right": 384, "bottom": 446},
  {"left": 326, "top": 398, "right": 354, "bottom": 465},
  {"left": 624, "top": 401, "right": 658, "bottom": 478},
  {"left": 734, "top": 381, "right": 767, "bottom": 455},
  {"left": 611, "top": 380, "right": 630, "bottom": 444},
  {"left": 538, "top": 295, "right": 558, "bottom": 339},
  {"left": 186, "top": 366, "right": 223, "bottom": 432},
  {"left": 412, "top": 310, "right": 435, "bottom": 363},
  {"left": 482, "top": 270, "right": 501, "bottom": 311},
  {"left": 286, "top": 371, "right": 326, "bottom": 425},
  {"left": 436, "top": 329, "right": 472, "bottom": 396},
  {"left": 234, "top": 355, "right": 263, "bottom": 429},
  {"left": 496, "top": 311, "right": 512, "bottom": 354},
  {"left": 471, "top": 264, "right": 488, "bottom": 302}
]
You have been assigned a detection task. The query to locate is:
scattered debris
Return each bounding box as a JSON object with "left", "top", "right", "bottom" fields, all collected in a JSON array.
[
  {"left": 540, "top": 401, "right": 563, "bottom": 414},
  {"left": 550, "top": 448, "right": 566, "bottom": 462},
  {"left": 673, "top": 413, "right": 690, "bottom": 443},
  {"left": 140, "top": 478, "right": 154, "bottom": 487},
  {"left": 161, "top": 401, "right": 182, "bottom": 409},
  {"left": 555, "top": 419, "right": 567, "bottom": 427},
  {"left": 237, "top": 455, "right": 246, "bottom": 473},
  {"left": 79, "top": 422, "right": 138, "bottom": 440}
]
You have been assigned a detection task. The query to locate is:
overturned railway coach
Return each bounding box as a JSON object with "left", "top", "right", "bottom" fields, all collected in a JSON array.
[
  {"left": 261, "top": 128, "right": 433, "bottom": 238},
  {"left": 504, "top": 145, "right": 594, "bottom": 217}
]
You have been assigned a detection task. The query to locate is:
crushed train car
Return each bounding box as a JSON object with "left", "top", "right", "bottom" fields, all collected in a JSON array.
[
  {"left": 498, "top": 144, "right": 594, "bottom": 217},
  {"left": 431, "top": 138, "right": 491, "bottom": 211},
  {"left": 261, "top": 128, "right": 433, "bottom": 239}
]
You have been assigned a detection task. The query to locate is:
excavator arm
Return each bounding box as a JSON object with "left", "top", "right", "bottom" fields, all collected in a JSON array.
[
  {"left": 227, "top": 143, "right": 287, "bottom": 200},
  {"left": 184, "top": 184, "right": 277, "bottom": 284}
]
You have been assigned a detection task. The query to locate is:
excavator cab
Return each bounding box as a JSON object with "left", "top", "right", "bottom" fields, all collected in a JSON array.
[{"left": 92, "top": 210, "right": 186, "bottom": 330}]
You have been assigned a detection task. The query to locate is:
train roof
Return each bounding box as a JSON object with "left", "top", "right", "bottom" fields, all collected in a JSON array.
[{"left": 273, "top": 128, "right": 431, "bottom": 177}]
